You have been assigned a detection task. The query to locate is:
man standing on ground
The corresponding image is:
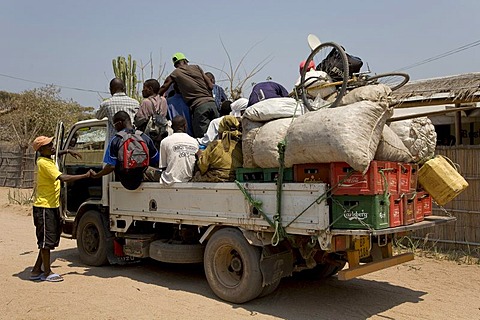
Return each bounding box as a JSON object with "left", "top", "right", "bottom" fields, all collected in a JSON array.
[
  {"left": 96, "top": 78, "right": 140, "bottom": 140},
  {"left": 159, "top": 115, "right": 199, "bottom": 185},
  {"left": 30, "top": 136, "right": 93, "bottom": 282},
  {"left": 159, "top": 52, "right": 219, "bottom": 138},
  {"left": 134, "top": 78, "right": 168, "bottom": 132},
  {"left": 205, "top": 72, "right": 228, "bottom": 112}
]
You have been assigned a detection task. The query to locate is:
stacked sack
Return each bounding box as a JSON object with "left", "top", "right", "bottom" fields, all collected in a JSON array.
[{"left": 241, "top": 84, "right": 437, "bottom": 173}]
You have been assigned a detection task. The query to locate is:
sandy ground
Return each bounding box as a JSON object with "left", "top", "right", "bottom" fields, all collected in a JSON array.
[{"left": 0, "top": 187, "right": 479, "bottom": 320}]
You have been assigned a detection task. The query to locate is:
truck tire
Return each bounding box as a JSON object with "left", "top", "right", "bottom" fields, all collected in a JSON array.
[
  {"left": 76, "top": 210, "right": 109, "bottom": 266},
  {"left": 258, "top": 279, "right": 281, "bottom": 298},
  {"left": 149, "top": 239, "right": 204, "bottom": 264},
  {"left": 204, "top": 228, "right": 264, "bottom": 304}
]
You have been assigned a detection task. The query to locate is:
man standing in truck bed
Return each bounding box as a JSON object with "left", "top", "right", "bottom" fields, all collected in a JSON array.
[{"left": 158, "top": 52, "right": 219, "bottom": 138}]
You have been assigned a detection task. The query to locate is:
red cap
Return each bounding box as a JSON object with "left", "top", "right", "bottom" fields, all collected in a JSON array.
[{"left": 299, "top": 60, "right": 316, "bottom": 73}]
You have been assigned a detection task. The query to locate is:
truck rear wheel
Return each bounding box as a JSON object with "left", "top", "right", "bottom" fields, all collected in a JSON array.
[
  {"left": 77, "top": 210, "right": 109, "bottom": 266},
  {"left": 204, "top": 228, "right": 263, "bottom": 303}
]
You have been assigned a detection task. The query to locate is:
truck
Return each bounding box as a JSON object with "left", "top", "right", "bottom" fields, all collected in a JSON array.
[{"left": 56, "top": 118, "right": 455, "bottom": 303}]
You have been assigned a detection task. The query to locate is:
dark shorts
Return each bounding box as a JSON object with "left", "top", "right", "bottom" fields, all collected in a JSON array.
[{"left": 33, "top": 206, "right": 62, "bottom": 250}]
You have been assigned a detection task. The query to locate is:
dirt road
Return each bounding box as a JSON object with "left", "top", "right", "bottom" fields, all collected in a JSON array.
[{"left": 0, "top": 187, "right": 479, "bottom": 320}]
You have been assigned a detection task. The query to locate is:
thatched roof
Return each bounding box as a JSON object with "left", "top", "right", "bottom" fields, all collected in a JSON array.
[{"left": 392, "top": 72, "right": 480, "bottom": 107}]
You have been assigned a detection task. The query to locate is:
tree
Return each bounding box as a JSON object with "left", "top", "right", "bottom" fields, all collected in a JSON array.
[
  {"left": 0, "top": 85, "right": 93, "bottom": 149},
  {"left": 204, "top": 38, "right": 273, "bottom": 100}
]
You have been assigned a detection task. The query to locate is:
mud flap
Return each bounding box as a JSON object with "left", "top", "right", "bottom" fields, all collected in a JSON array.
[
  {"left": 106, "top": 237, "right": 140, "bottom": 265},
  {"left": 260, "top": 250, "right": 294, "bottom": 286}
]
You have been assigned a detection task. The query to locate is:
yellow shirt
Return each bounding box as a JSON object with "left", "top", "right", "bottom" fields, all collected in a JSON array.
[{"left": 34, "top": 157, "right": 61, "bottom": 208}]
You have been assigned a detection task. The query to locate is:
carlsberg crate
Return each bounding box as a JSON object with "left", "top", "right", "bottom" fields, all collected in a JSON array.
[{"left": 331, "top": 195, "right": 390, "bottom": 230}]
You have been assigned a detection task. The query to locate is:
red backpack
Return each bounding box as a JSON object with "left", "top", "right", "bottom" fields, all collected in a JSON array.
[{"left": 116, "top": 130, "right": 149, "bottom": 170}]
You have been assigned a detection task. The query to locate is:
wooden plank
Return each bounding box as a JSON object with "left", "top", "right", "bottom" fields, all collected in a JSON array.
[
  {"left": 338, "top": 253, "right": 414, "bottom": 281},
  {"left": 346, "top": 250, "right": 360, "bottom": 268}
]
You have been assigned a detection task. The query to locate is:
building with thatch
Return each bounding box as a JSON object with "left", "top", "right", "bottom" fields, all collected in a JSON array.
[
  {"left": 392, "top": 72, "right": 480, "bottom": 250},
  {"left": 392, "top": 72, "right": 480, "bottom": 145}
]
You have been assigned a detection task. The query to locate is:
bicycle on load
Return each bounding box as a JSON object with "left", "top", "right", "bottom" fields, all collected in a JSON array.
[{"left": 297, "top": 38, "right": 409, "bottom": 111}]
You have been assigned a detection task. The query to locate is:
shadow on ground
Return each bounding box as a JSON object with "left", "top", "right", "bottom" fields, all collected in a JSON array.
[{"left": 16, "top": 247, "right": 426, "bottom": 320}]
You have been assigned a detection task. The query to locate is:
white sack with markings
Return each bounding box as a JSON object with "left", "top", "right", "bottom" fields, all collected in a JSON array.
[
  {"left": 374, "top": 125, "right": 414, "bottom": 162},
  {"left": 243, "top": 98, "right": 303, "bottom": 122},
  {"left": 284, "top": 100, "right": 393, "bottom": 174},
  {"left": 242, "top": 118, "right": 264, "bottom": 168},
  {"left": 251, "top": 118, "right": 292, "bottom": 168},
  {"left": 389, "top": 117, "right": 437, "bottom": 163}
]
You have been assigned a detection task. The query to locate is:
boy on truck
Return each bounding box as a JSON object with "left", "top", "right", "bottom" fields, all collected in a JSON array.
[{"left": 92, "top": 111, "right": 160, "bottom": 189}]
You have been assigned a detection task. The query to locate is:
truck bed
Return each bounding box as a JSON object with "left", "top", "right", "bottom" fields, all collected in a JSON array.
[{"left": 109, "top": 182, "right": 330, "bottom": 236}]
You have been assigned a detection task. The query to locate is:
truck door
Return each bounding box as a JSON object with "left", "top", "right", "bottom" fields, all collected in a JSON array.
[{"left": 60, "top": 123, "right": 106, "bottom": 223}]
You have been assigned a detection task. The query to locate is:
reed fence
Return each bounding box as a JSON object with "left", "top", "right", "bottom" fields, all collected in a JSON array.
[{"left": 412, "top": 145, "right": 480, "bottom": 251}]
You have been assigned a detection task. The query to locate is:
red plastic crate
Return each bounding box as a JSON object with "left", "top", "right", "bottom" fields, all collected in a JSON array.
[
  {"left": 402, "top": 192, "right": 416, "bottom": 225},
  {"left": 398, "top": 163, "right": 419, "bottom": 193},
  {"left": 414, "top": 192, "right": 425, "bottom": 222},
  {"left": 418, "top": 191, "right": 433, "bottom": 216},
  {"left": 293, "top": 163, "right": 330, "bottom": 183},
  {"left": 389, "top": 194, "right": 404, "bottom": 227},
  {"left": 331, "top": 161, "right": 398, "bottom": 195}
]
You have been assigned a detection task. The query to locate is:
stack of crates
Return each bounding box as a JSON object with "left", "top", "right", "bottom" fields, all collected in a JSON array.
[
  {"left": 292, "top": 161, "right": 426, "bottom": 230},
  {"left": 329, "top": 161, "right": 396, "bottom": 230}
]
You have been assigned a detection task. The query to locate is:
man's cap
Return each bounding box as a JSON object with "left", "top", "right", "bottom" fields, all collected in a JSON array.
[
  {"left": 230, "top": 98, "right": 248, "bottom": 117},
  {"left": 32, "top": 136, "right": 54, "bottom": 151},
  {"left": 172, "top": 52, "right": 188, "bottom": 65},
  {"left": 299, "top": 60, "right": 316, "bottom": 73}
]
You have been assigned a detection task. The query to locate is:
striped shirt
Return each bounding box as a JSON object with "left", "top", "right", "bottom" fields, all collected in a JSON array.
[{"left": 96, "top": 92, "right": 140, "bottom": 140}]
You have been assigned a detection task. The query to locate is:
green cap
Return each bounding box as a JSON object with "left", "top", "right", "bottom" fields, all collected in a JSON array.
[{"left": 172, "top": 52, "right": 188, "bottom": 65}]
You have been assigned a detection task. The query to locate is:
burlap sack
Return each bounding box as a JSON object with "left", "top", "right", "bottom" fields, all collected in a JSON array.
[
  {"left": 241, "top": 118, "right": 264, "bottom": 168},
  {"left": 374, "top": 125, "right": 414, "bottom": 162},
  {"left": 284, "top": 100, "right": 393, "bottom": 174},
  {"left": 389, "top": 117, "right": 437, "bottom": 163},
  {"left": 252, "top": 118, "right": 293, "bottom": 168},
  {"left": 339, "top": 84, "right": 392, "bottom": 106}
]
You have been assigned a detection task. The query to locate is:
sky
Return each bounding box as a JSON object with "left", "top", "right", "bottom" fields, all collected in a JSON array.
[{"left": 0, "top": 0, "right": 479, "bottom": 108}]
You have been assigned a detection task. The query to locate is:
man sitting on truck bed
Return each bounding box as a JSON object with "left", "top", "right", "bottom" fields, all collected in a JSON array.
[
  {"left": 92, "top": 111, "right": 159, "bottom": 190},
  {"left": 159, "top": 115, "right": 199, "bottom": 185}
]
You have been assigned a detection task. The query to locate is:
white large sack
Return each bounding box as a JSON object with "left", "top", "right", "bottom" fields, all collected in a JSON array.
[
  {"left": 340, "top": 84, "right": 392, "bottom": 106},
  {"left": 243, "top": 98, "right": 303, "bottom": 122},
  {"left": 242, "top": 118, "right": 264, "bottom": 168},
  {"left": 389, "top": 117, "right": 437, "bottom": 163},
  {"left": 284, "top": 101, "right": 393, "bottom": 174},
  {"left": 252, "top": 118, "right": 292, "bottom": 168},
  {"left": 375, "top": 125, "right": 414, "bottom": 162}
]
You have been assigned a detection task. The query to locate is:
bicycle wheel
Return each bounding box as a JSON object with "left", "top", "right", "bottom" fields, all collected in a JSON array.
[
  {"left": 299, "top": 42, "right": 349, "bottom": 111},
  {"left": 366, "top": 72, "right": 410, "bottom": 91}
]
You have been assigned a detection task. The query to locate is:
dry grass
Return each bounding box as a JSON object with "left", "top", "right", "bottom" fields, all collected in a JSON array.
[
  {"left": 394, "top": 235, "right": 480, "bottom": 265},
  {"left": 7, "top": 188, "right": 34, "bottom": 206}
]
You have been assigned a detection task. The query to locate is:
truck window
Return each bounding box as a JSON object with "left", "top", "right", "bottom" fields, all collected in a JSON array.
[{"left": 64, "top": 125, "right": 106, "bottom": 214}]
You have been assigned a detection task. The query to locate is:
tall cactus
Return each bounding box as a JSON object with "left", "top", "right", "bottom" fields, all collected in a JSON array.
[{"left": 112, "top": 54, "right": 140, "bottom": 101}]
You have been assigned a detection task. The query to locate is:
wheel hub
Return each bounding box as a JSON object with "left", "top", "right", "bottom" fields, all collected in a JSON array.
[{"left": 230, "top": 256, "right": 242, "bottom": 272}]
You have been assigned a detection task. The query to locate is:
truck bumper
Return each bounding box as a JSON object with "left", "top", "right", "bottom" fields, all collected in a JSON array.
[{"left": 337, "top": 252, "right": 414, "bottom": 280}]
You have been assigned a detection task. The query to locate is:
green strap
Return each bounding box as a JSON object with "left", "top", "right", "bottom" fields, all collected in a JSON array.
[{"left": 234, "top": 180, "right": 275, "bottom": 228}]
